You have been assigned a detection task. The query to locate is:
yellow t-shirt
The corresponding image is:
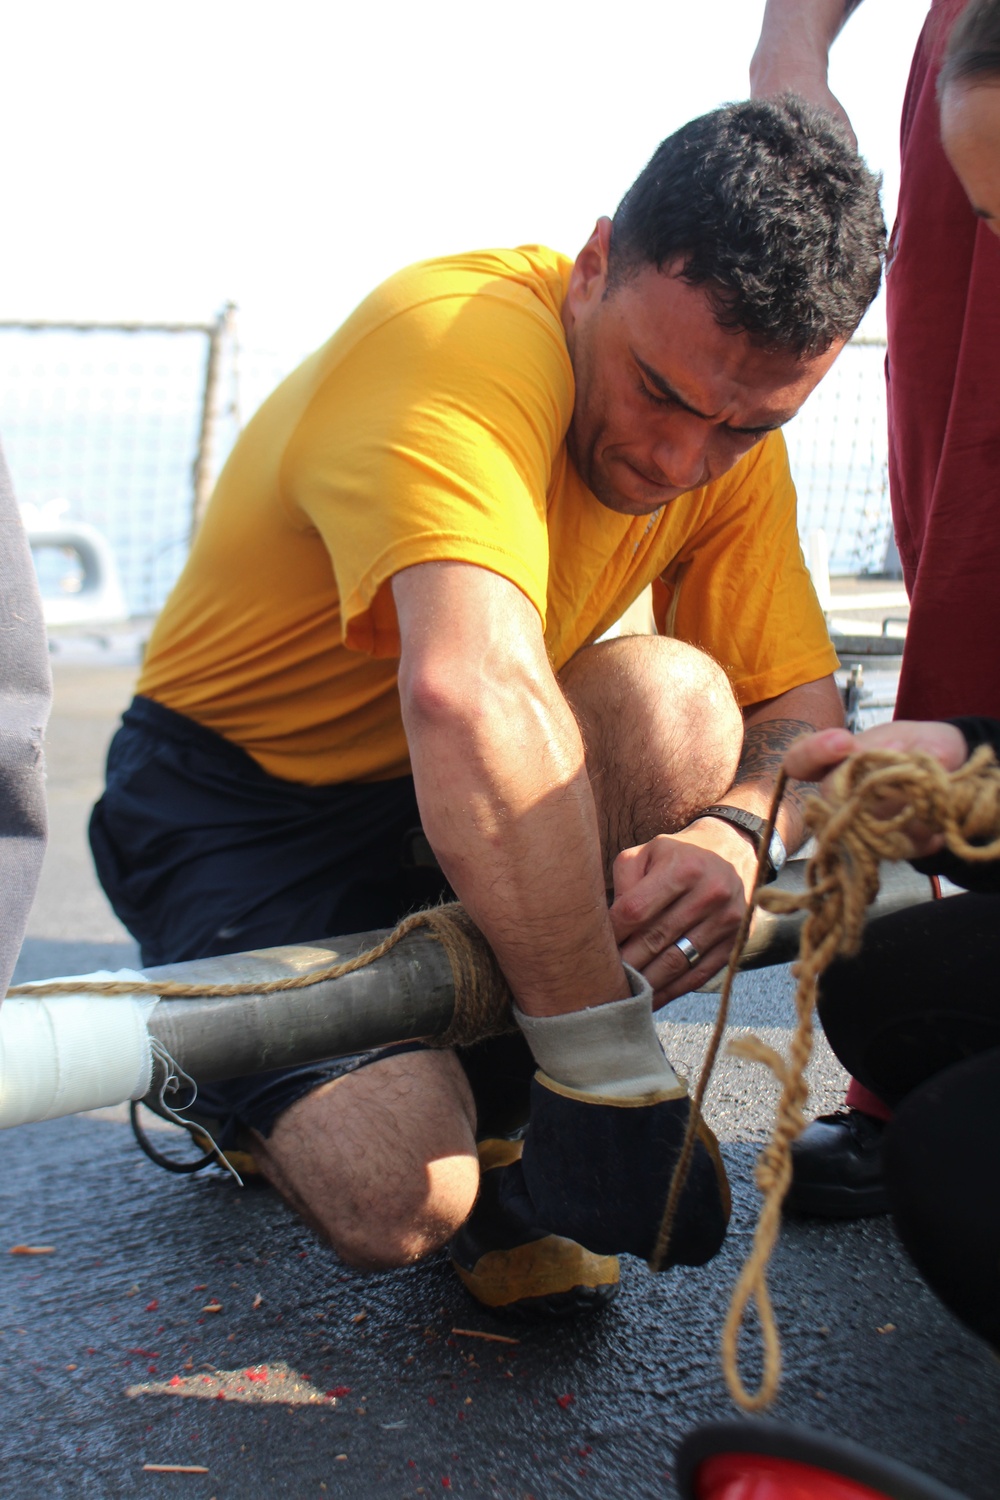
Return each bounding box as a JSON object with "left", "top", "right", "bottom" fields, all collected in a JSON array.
[{"left": 138, "top": 246, "right": 836, "bottom": 786}]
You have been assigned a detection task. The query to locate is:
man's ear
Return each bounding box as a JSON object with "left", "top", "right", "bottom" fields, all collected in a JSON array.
[{"left": 568, "top": 217, "right": 613, "bottom": 310}]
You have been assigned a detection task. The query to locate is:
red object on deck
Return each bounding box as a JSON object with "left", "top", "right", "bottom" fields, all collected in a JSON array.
[
  {"left": 675, "top": 1420, "right": 969, "bottom": 1500},
  {"left": 695, "top": 1452, "right": 895, "bottom": 1500}
]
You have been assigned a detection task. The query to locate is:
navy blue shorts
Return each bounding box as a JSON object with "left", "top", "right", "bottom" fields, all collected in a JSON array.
[{"left": 90, "top": 696, "right": 533, "bottom": 1137}]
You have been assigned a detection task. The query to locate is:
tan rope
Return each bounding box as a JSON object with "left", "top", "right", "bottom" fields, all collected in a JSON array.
[
  {"left": 6, "top": 902, "right": 516, "bottom": 1050},
  {"left": 649, "top": 771, "right": 786, "bottom": 1274},
  {"left": 719, "top": 742, "right": 1000, "bottom": 1411}
]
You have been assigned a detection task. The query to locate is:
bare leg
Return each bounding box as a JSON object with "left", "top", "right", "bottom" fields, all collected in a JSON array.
[
  {"left": 252, "top": 1049, "right": 479, "bottom": 1269},
  {"left": 253, "top": 637, "right": 740, "bottom": 1264},
  {"left": 559, "top": 634, "right": 743, "bottom": 878}
]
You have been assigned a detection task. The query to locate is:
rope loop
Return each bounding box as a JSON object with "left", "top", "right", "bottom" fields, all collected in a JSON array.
[{"left": 712, "top": 742, "right": 1000, "bottom": 1410}]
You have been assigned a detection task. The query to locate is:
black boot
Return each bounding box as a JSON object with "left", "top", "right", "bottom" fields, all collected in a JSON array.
[{"left": 785, "top": 1109, "right": 890, "bottom": 1218}]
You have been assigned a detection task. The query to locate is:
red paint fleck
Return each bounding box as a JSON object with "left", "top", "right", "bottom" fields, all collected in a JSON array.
[
  {"left": 326, "top": 1385, "right": 351, "bottom": 1397},
  {"left": 128, "top": 1348, "right": 159, "bottom": 1358},
  {"left": 147, "top": 1364, "right": 157, "bottom": 1375},
  {"left": 193, "top": 1283, "right": 207, "bottom": 1291},
  {"left": 427, "top": 1396, "right": 437, "bottom": 1406},
  {"left": 85, "top": 1347, "right": 96, "bottom": 1355},
  {"left": 169, "top": 1376, "right": 182, "bottom": 1387},
  {"left": 408, "top": 1460, "right": 416, "bottom": 1468},
  {"left": 298, "top": 1251, "right": 308, "bottom": 1259},
  {"left": 145, "top": 1299, "right": 158, "bottom": 1312},
  {"left": 246, "top": 1369, "right": 268, "bottom": 1383},
  {"left": 441, "top": 1479, "right": 451, "bottom": 1490},
  {"left": 215, "top": 1390, "right": 226, "bottom": 1401},
  {"left": 556, "top": 1393, "right": 574, "bottom": 1409}
]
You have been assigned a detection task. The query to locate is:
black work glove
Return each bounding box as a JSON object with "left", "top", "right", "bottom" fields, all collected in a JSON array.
[{"left": 498, "top": 965, "right": 731, "bottom": 1266}]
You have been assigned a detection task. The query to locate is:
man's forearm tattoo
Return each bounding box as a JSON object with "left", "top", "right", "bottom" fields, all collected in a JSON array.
[{"left": 733, "top": 717, "right": 817, "bottom": 814}]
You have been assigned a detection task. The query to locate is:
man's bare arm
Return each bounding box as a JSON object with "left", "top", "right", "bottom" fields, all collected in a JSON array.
[
  {"left": 750, "top": 0, "right": 866, "bottom": 146},
  {"left": 393, "top": 559, "right": 629, "bottom": 1019},
  {"left": 685, "top": 675, "right": 845, "bottom": 860}
]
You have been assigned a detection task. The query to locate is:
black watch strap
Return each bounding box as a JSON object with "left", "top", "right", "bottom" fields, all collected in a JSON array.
[{"left": 692, "top": 804, "right": 787, "bottom": 882}]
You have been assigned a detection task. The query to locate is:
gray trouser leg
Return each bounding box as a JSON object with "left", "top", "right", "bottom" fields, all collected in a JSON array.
[{"left": 0, "top": 438, "right": 51, "bottom": 997}]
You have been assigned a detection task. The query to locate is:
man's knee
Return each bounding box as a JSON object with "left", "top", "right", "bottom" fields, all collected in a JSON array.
[
  {"left": 255, "top": 1051, "right": 479, "bottom": 1270},
  {"left": 560, "top": 634, "right": 743, "bottom": 842},
  {"left": 331, "top": 1151, "right": 480, "bottom": 1270}
]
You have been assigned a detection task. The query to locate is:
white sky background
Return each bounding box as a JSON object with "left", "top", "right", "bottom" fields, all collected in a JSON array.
[{"left": 2, "top": 0, "right": 927, "bottom": 375}]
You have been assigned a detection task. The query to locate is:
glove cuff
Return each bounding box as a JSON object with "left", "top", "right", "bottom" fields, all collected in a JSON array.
[{"left": 513, "top": 964, "right": 682, "bottom": 1100}]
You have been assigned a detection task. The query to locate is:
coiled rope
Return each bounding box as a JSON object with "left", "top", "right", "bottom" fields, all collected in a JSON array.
[{"left": 654, "top": 741, "right": 1000, "bottom": 1412}]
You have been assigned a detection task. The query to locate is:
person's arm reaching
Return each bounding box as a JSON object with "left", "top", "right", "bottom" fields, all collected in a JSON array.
[
  {"left": 612, "top": 674, "right": 844, "bottom": 1005},
  {"left": 750, "top": 0, "right": 866, "bottom": 146},
  {"left": 784, "top": 717, "right": 1000, "bottom": 892},
  {"left": 394, "top": 557, "right": 629, "bottom": 1018},
  {"left": 394, "top": 557, "right": 730, "bottom": 1265}
]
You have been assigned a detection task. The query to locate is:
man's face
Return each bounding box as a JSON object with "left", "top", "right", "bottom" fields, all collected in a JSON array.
[
  {"left": 562, "top": 219, "right": 845, "bottom": 516},
  {"left": 940, "top": 81, "right": 1000, "bottom": 237}
]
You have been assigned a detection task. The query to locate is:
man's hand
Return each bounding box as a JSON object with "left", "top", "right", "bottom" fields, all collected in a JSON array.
[
  {"left": 610, "top": 819, "right": 758, "bottom": 1006},
  {"left": 612, "top": 678, "right": 844, "bottom": 1006},
  {"left": 784, "top": 720, "right": 970, "bottom": 860},
  {"left": 750, "top": 0, "right": 863, "bottom": 148}
]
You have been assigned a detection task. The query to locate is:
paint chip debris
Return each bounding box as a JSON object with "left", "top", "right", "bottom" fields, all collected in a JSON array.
[
  {"left": 142, "top": 1464, "right": 209, "bottom": 1474},
  {"left": 877, "top": 1323, "right": 896, "bottom": 1335},
  {"left": 9, "top": 1245, "right": 55, "bottom": 1256},
  {"left": 450, "top": 1328, "right": 519, "bottom": 1345},
  {"left": 127, "top": 1360, "right": 340, "bottom": 1407}
]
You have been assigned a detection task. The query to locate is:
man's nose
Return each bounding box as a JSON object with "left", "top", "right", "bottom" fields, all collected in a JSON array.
[{"left": 650, "top": 413, "right": 712, "bottom": 492}]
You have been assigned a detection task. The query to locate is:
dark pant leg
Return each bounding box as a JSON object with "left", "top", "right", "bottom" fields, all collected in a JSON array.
[
  {"left": 885, "top": 1049, "right": 1000, "bottom": 1350},
  {"left": 90, "top": 697, "right": 450, "bottom": 966},
  {"left": 817, "top": 893, "right": 1000, "bottom": 1109}
]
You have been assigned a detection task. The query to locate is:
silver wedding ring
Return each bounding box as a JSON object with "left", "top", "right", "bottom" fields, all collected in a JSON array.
[{"left": 673, "top": 935, "right": 700, "bottom": 968}]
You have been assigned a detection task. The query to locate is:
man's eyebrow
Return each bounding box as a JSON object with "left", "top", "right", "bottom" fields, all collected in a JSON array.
[{"left": 631, "top": 351, "right": 783, "bottom": 437}]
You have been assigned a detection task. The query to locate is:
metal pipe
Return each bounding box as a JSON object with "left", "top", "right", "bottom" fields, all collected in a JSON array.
[{"left": 144, "top": 862, "right": 937, "bottom": 1082}]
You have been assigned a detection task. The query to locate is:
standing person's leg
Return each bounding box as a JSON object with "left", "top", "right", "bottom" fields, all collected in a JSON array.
[{"left": 0, "top": 440, "right": 51, "bottom": 998}]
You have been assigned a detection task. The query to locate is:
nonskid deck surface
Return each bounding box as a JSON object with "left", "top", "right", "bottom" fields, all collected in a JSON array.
[{"left": 3, "top": 653, "right": 996, "bottom": 1500}]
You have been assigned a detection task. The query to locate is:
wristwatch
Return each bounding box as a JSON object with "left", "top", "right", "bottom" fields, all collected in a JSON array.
[{"left": 690, "top": 804, "right": 787, "bottom": 883}]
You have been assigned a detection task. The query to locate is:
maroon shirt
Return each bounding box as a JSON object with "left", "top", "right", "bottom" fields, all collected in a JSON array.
[{"left": 887, "top": 0, "right": 1000, "bottom": 719}]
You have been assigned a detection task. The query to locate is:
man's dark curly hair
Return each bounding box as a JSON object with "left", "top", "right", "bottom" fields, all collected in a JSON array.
[{"left": 607, "top": 96, "right": 885, "bottom": 357}]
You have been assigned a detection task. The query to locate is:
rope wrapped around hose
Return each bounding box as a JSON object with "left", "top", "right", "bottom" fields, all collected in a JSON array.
[{"left": 7, "top": 902, "right": 517, "bottom": 1051}]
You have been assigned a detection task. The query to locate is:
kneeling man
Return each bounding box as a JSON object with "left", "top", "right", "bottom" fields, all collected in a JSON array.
[{"left": 91, "top": 97, "right": 884, "bottom": 1314}]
